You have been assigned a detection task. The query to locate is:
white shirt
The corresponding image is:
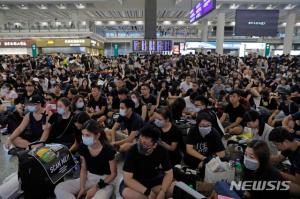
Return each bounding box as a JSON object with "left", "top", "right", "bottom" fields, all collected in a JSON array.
[
  {"left": 180, "top": 81, "right": 192, "bottom": 93},
  {"left": 184, "top": 96, "right": 197, "bottom": 113}
]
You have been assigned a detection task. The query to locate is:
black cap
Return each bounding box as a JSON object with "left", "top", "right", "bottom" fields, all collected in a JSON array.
[{"left": 28, "top": 95, "right": 44, "bottom": 104}]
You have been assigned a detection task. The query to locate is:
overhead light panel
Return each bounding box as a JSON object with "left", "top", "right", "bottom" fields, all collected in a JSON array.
[
  {"left": 248, "top": 4, "right": 256, "bottom": 9},
  {"left": 55, "top": 21, "right": 62, "bottom": 26},
  {"left": 122, "top": 21, "right": 130, "bottom": 25},
  {"left": 108, "top": 21, "right": 116, "bottom": 25},
  {"left": 284, "top": 4, "right": 295, "bottom": 10},
  {"left": 296, "top": 22, "right": 300, "bottom": 27},
  {"left": 177, "top": 21, "right": 185, "bottom": 25},
  {"left": 163, "top": 21, "right": 171, "bottom": 25},
  {"left": 230, "top": 22, "right": 236, "bottom": 26},
  {"left": 41, "top": 22, "right": 48, "bottom": 26},
  {"left": 95, "top": 21, "right": 102, "bottom": 25},
  {"left": 75, "top": 3, "right": 86, "bottom": 9},
  {"left": 266, "top": 4, "right": 273, "bottom": 10},
  {"left": 19, "top": 4, "right": 28, "bottom": 9},
  {"left": 0, "top": 4, "right": 9, "bottom": 10},
  {"left": 191, "top": 21, "right": 199, "bottom": 26},
  {"left": 81, "top": 21, "right": 87, "bottom": 26},
  {"left": 57, "top": 3, "right": 66, "bottom": 9},
  {"left": 136, "top": 21, "right": 144, "bottom": 25},
  {"left": 230, "top": 4, "right": 239, "bottom": 9},
  {"left": 38, "top": 4, "right": 48, "bottom": 10},
  {"left": 216, "top": 4, "right": 221, "bottom": 9}
]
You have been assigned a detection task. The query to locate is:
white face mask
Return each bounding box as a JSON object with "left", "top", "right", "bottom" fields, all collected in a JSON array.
[
  {"left": 198, "top": 127, "right": 211, "bottom": 137},
  {"left": 243, "top": 155, "right": 259, "bottom": 171},
  {"left": 119, "top": 108, "right": 127, "bottom": 116}
]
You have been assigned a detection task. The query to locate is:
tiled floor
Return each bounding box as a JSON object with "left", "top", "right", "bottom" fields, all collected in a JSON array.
[{"left": 0, "top": 134, "right": 124, "bottom": 199}]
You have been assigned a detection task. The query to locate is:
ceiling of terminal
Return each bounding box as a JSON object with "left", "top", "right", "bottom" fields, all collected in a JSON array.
[{"left": 0, "top": 0, "right": 299, "bottom": 31}]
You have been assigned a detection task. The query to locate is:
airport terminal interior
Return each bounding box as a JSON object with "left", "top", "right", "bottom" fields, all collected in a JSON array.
[{"left": 0, "top": 0, "right": 300, "bottom": 198}]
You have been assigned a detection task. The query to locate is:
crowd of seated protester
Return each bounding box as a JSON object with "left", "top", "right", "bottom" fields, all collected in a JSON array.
[{"left": 0, "top": 52, "right": 299, "bottom": 198}]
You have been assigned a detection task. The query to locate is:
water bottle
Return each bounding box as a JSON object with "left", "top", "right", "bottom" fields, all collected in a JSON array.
[{"left": 235, "top": 159, "right": 242, "bottom": 182}]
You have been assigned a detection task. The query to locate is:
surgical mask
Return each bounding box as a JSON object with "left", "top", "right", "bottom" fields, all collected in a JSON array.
[
  {"left": 194, "top": 107, "right": 201, "bottom": 113},
  {"left": 198, "top": 127, "right": 211, "bottom": 137},
  {"left": 243, "top": 155, "right": 259, "bottom": 171},
  {"left": 155, "top": 72, "right": 158, "bottom": 76},
  {"left": 82, "top": 136, "right": 94, "bottom": 146},
  {"left": 119, "top": 108, "right": 127, "bottom": 116},
  {"left": 50, "top": 80, "right": 56, "bottom": 85},
  {"left": 26, "top": 105, "right": 37, "bottom": 113},
  {"left": 154, "top": 119, "right": 164, "bottom": 128},
  {"left": 76, "top": 102, "right": 84, "bottom": 109},
  {"left": 57, "top": 107, "right": 65, "bottom": 115},
  {"left": 166, "top": 78, "right": 171, "bottom": 83},
  {"left": 137, "top": 141, "right": 151, "bottom": 156},
  {"left": 0, "top": 87, "right": 8, "bottom": 96}
]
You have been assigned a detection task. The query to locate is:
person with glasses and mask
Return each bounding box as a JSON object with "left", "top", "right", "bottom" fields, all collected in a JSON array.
[
  {"left": 55, "top": 119, "right": 117, "bottom": 199},
  {"left": 120, "top": 124, "right": 175, "bottom": 199},
  {"left": 184, "top": 111, "right": 225, "bottom": 169},
  {"left": 5, "top": 95, "right": 47, "bottom": 152},
  {"left": 154, "top": 107, "right": 182, "bottom": 166}
]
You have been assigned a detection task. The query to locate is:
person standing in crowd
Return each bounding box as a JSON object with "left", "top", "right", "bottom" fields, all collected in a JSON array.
[
  {"left": 120, "top": 124, "right": 175, "bottom": 199},
  {"left": 55, "top": 120, "right": 117, "bottom": 199}
]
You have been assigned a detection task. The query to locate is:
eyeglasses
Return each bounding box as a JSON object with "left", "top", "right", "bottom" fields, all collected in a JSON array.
[{"left": 26, "top": 84, "right": 33, "bottom": 87}]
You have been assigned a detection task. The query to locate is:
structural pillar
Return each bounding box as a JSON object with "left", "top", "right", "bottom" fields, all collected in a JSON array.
[
  {"left": 144, "top": 0, "right": 157, "bottom": 39},
  {"left": 0, "top": 11, "right": 6, "bottom": 32},
  {"left": 283, "top": 13, "right": 296, "bottom": 55},
  {"left": 201, "top": 20, "right": 208, "bottom": 42},
  {"left": 216, "top": 12, "right": 225, "bottom": 55}
]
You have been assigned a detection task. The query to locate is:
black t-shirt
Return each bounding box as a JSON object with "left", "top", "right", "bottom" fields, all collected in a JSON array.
[
  {"left": 116, "top": 112, "right": 144, "bottom": 135},
  {"left": 109, "top": 89, "right": 120, "bottom": 110},
  {"left": 281, "top": 146, "right": 300, "bottom": 175},
  {"left": 160, "top": 124, "right": 182, "bottom": 166},
  {"left": 123, "top": 144, "right": 172, "bottom": 184},
  {"left": 78, "top": 87, "right": 91, "bottom": 98},
  {"left": 184, "top": 127, "right": 225, "bottom": 169},
  {"left": 186, "top": 127, "right": 225, "bottom": 157},
  {"left": 79, "top": 143, "right": 116, "bottom": 175},
  {"left": 87, "top": 95, "right": 107, "bottom": 115},
  {"left": 142, "top": 95, "right": 156, "bottom": 110},
  {"left": 278, "top": 101, "right": 299, "bottom": 116},
  {"left": 224, "top": 103, "right": 245, "bottom": 123},
  {"left": 48, "top": 113, "right": 76, "bottom": 147}
]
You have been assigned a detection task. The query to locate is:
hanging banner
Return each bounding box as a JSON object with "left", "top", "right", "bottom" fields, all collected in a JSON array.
[{"left": 29, "top": 144, "right": 76, "bottom": 184}]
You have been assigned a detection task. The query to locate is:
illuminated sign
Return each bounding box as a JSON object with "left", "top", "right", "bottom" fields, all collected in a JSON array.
[
  {"left": 190, "top": 0, "right": 216, "bottom": 23},
  {"left": 64, "top": 39, "right": 85, "bottom": 44},
  {"left": 0, "top": 40, "right": 32, "bottom": 47}
]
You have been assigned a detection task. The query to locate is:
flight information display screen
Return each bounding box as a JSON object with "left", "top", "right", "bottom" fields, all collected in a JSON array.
[{"left": 132, "top": 40, "right": 172, "bottom": 52}]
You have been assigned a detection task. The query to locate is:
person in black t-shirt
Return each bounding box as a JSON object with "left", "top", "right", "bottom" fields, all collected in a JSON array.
[
  {"left": 55, "top": 120, "right": 117, "bottom": 199},
  {"left": 154, "top": 107, "right": 182, "bottom": 166},
  {"left": 106, "top": 99, "right": 144, "bottom": 152},
  {"left": 87, "top": 85, "right": 107, "bottom": 120},
  {"left": 108, "top": 78, "right": 126, "bottom": 111},
  {"left": 130, "top": 92, "right": 147, "bottom": 121},
  {"left": 269, "top": 127, "right": 300, "bottom": 186},
  {"left": 120, "top": 124, "right": 175, "bottom": 199},
  {"left": 185, "top": 111, "right": 225, "bottom": 169},
  {"left": 69, "top": 111, "right": 91, "bottom": 153},
  {"left": 220, "top": 90, "right": 245, "bottom": 135},
  {"left": 41, "top": 97, "right": 76, "bottom": 148},
  {"left": 141, "top": 84, "right": 156, "bottom": 118}
]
